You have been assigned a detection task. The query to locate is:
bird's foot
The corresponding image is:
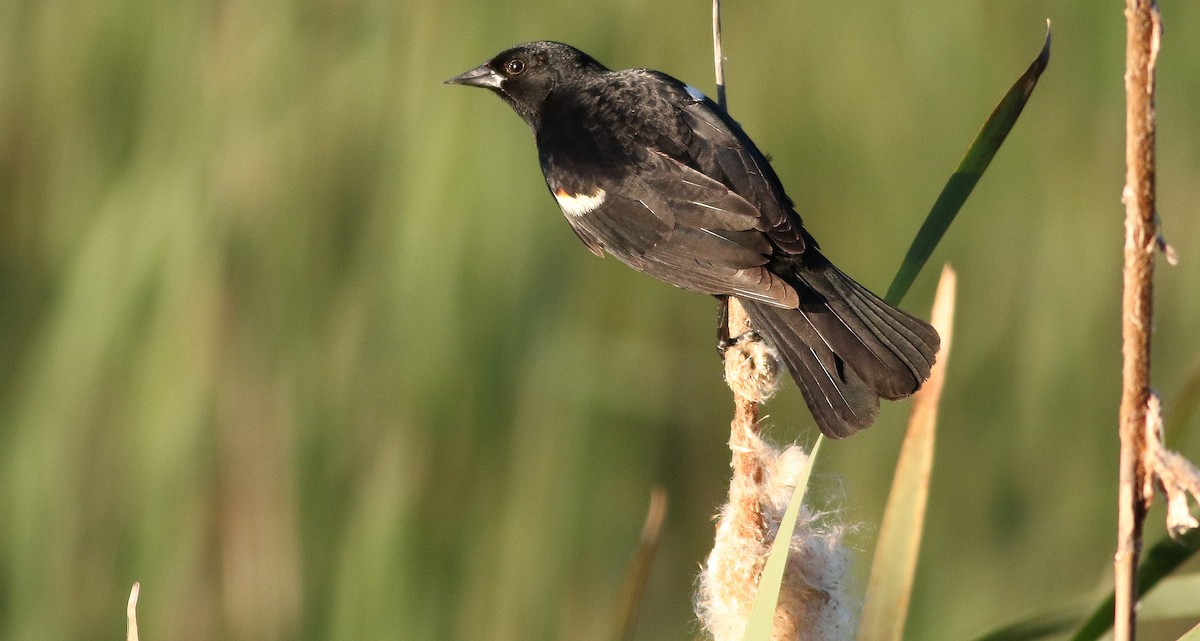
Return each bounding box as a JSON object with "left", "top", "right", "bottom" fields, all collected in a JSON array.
[
  {"left": 716, "top": 295, "right": 763, "bottom": 358},
  {"left": 718, "top": 329, "right": 762, "bottom": 359}
]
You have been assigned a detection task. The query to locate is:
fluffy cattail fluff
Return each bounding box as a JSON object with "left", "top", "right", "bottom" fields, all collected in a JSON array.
[
  {"left": 723, "top": 332, "right": 783, "bottom": 403},
  {"left": 695, "top": 431, "right": 856, "bottom": 641}
]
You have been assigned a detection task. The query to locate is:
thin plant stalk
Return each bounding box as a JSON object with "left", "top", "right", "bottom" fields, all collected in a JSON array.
[
  {"left": 127, "top": 583, "right": 140, "bottom": 641},
  {"left": 713, "top": 0, "right": 766, "bottom": 533},
  {"left": 614, "top": 488, "right": 668, "bottom": 641},
  {"left": 1116, "top": 1, "right": 1161, "bottom": 640}
]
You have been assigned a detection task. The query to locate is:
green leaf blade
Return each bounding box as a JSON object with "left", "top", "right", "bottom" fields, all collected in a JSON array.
[
  {"left": 886, "top": 25, "right": 1051, "bottom": 305},
  {"left": 1067, "top": 527, "right": 1200, "bottom": 641},
  {"left": 741, "top": 438, "right": 823, "bottom": 641},
  {"left": 1177, "top": 622, "right": 1200, "bottom": 641}
]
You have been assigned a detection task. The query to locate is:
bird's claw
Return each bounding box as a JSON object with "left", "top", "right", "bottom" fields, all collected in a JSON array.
[{"left": 718, "top": 329, "right": 762, "bottom": 358}]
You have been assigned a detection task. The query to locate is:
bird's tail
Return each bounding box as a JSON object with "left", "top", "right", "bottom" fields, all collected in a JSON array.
[{"left": 739, "top": 254, "right": 940, "bottom": 438}]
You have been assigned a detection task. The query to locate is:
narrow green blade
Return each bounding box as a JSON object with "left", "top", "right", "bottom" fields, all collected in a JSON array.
[
  {"left": 885, "top": 25, "right": 1052, "bottom": 304},
  {"left": 613, "top": 488, "right": 668, "bottom": 641},
  {"left": 741, "top": 438, "right": 823, "bottom": 641},
  {"left": 966, "top": 573, "right": 1200, "bottom": 641},
  {"left": 1168, "top": 358, "right": 1200, "bottom": 451},
  {"left": 741, "top": 22, "right": 1052, "bottom": 641},
  {"left": 1176, "top": 622, "right": 1200, "bottom": 641},
  {"left": 969, "top": 604, "right": 1092, "bottom": 641},
  {"left": 1140, "top": 573, "right": 1200, "bottom": 621},
  {"left": 1067, "top": 527, "right": 1200, "bottom": 641}
]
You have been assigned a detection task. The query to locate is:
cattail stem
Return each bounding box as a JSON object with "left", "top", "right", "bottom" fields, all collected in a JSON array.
[
  {"left": 713, "top": 0, "right": 765, "bottom": 535},
  {"left": 1115, "top": 2, "right": 1160, "bottom": 640}
]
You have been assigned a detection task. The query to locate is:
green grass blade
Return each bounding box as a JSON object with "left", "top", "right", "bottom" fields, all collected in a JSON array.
[
  {"left": 741, "top": 438, "right": 823, "bottom": 641},
  {"left": 613, "top": 488, "right": 668, "bottom": 641},
  {"left": 1177, "top": 622, "right": 1200, "bottom": 641},
  {"left": 966, "top": 573, "right": 1200, "bottom": 641},
  {"left": 1169, "top": 357, "right": 1200, "bottom": 451},
  {"left": 858, "top": 266, "right": 956, "bottom": 641},
  {"left": 969, "top": 604, "right": 1092, "bottom": 641},
  {"left": 1140, "top": 573, "right": 1200, "bottom": 622},
  {"left": 742, "top": 22, "right": 1049, "bottom": 641},
  {"left": 1067, "top": 527, "right": 1200, "bottom": 641},
  {"left": 885, "top": 25, "right": 1052, "bottom": 304}
]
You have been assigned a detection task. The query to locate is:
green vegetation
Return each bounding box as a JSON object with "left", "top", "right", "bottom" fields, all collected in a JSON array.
[{"left": 2, "top": 2, "right": 1200, "bottom": 641}]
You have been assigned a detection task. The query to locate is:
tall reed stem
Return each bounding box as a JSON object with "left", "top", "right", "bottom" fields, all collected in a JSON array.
[{"left": 1115, "top": 2, "right": 1160, "bottom": 639}]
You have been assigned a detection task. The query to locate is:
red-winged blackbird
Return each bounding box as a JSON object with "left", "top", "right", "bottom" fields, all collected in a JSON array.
[{"left": 447, "top": 41, "right": 939, "bottom": 438}]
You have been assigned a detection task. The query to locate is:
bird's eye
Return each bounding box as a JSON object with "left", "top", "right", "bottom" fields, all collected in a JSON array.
[{"left": 504, "top": 58, "right": 526, "bottom": 76}]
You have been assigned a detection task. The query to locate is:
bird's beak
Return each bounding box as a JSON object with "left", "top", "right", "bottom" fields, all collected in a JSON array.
[{"left": 444, "top": 64, "right": 503, "bottom": 89}]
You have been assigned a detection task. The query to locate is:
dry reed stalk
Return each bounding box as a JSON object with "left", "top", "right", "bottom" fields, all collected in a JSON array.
[{"left": 1116, "top": 2, "right": 1161, "bottom": 639}]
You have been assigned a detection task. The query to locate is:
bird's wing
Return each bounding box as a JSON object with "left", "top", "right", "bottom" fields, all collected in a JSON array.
[
  {"left": 548, "top": 150, "right": 800, "bottom": 308},
  {"left": 658, "top": 78, "right": 809, "bottom": 255},
  {"left": 537, "top": 69, "right": 812, "bottom": 308}
]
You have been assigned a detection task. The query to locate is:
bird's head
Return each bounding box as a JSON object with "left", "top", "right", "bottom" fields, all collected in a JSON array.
[{"left": 446, "top": 41, "right": 606, "bottom": 126}]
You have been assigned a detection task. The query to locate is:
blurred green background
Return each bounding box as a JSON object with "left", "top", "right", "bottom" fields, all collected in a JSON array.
[{"left": 3, "top": 1, "right": 1200, "bottom": 640}]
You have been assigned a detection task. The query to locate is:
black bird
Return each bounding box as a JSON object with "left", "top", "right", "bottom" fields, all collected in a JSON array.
[{"left": 447, "top": 41, "right": 939, "bottom": 438}]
